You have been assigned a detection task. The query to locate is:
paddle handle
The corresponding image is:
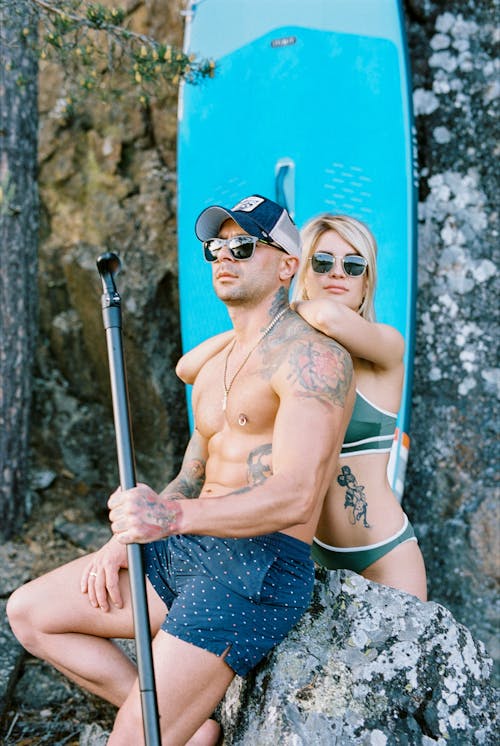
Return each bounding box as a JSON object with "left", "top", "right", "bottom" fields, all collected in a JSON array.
[{"left": 97, "top": 253, "right": 161, "bottom": 746}]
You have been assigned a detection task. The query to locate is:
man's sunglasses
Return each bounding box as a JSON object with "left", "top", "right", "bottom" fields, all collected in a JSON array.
[
  {"left": 311, "top": 252, "right": 368, "bottom": 277},
  {"left": 202, "top": 235, "right": 283, "bottom": 262}
]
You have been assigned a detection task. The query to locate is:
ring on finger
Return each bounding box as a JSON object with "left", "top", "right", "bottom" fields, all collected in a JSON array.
[{"left": 89, "top": 572, "right": 98, "bottom": 577}]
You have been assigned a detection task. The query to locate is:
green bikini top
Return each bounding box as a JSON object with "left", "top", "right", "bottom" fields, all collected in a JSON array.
[{"left": 341, "top": 389, "right": 397, "bottom": 457}]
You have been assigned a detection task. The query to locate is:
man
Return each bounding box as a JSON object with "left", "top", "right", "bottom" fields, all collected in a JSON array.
[{"left": 8, "top": 194, "right": 354, "bottom": 745}]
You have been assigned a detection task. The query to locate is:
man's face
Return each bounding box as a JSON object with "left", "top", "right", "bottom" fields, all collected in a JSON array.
[{"left": 210, "top": 219, "right": 285, "bottom": 305}]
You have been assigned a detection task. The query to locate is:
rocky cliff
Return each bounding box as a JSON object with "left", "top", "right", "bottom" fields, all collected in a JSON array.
[
  {"left": 28, "top": 0, "right": 498, "bottom": 692},
  {"left": 403, "top": 0, "right": 498, "bottom": 677}
]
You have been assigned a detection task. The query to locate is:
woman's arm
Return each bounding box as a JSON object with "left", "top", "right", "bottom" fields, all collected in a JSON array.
[
  {"left": 293, "top": 298, "right": 404, "bottom": 369},
  {"left": 176, "top": 330, "right": 235, "bottom": 384}
]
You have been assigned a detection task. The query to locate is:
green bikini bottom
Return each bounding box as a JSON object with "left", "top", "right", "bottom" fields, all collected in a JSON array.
[{"left": 311, "top": 515, "right": 416, "bottom": 573}]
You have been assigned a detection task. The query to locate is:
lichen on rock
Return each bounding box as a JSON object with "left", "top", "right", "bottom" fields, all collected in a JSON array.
[{"left": 219, "top": 569, "right": 497, "bottom": 745}]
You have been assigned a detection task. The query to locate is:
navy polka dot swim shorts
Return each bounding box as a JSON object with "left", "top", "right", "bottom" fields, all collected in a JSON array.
[{"left": 142, "top": 532, "right": 314, "bottom": 676}]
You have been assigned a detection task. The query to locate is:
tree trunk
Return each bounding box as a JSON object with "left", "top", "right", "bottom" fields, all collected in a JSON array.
[{"left": 0, "top": 0, "right": 39, "bottom": 538}]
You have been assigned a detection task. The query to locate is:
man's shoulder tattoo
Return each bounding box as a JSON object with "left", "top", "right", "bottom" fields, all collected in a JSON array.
[{"left": 286, "top": 333, "right": 353, "bottom": 408}]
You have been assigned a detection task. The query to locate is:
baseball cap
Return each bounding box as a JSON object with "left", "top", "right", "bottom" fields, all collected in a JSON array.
[{"left": 195, "top": 195, "right": 301, "bottom": 258}]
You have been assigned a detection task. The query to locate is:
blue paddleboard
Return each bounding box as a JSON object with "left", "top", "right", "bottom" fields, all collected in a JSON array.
[{"left": 177, "top": 0, "right": 417, "bottom": 500}]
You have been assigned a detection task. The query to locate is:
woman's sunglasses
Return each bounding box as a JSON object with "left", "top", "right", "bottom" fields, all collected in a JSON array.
[
  {"left": 311, "top": 252, "right": 368, "bottom": 277},
  {"left": 202, "top": 235, "right": 283, "bottom": 262}
]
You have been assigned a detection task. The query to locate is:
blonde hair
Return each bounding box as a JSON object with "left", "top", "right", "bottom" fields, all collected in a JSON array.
[{"left": 293, "top": 214, "right": 378, "bottom": 321}]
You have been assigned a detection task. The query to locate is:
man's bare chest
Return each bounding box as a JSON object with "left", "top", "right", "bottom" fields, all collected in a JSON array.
[{"left": 193, "top": 356, "right": 279, "bottom": 438}]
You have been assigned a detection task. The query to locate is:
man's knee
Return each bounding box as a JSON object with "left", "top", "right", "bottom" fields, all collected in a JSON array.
[
  {"left": 7, "top": 583, "right": 43, "bottom": 652},
  {"left": 109, "top": 698, "right": 145, "bottom": 745},
  {"left": 110, "top": 693, "right": 213, "bottom": 746}
]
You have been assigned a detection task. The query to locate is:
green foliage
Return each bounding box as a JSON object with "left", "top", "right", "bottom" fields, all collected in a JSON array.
[{"left": 28, "top": 0, "right": 215, "bottom": 116}]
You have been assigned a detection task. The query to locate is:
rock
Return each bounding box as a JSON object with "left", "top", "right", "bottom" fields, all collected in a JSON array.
[
  {"left": 54, "top": 516, "right": 111, "bottom": 552},
  {"left": 0, "top": 542, "right": 36, "bottom": 596},
  {"left": 14, "top": 661, "right": 76, "bottom": 709},
  {"left": 219, "top": 570, "right": 497, "bottom": 745},
  {"left": 0, "top": 601, "right": 24, "bottom": 721},
  {"left": 403, "top": 1, "right": 498, "bottom": 683},
  {"left": 30, "top": 468, "right": 57, "bottom": 491},
  {"left": 79, "top": 723, "right": 110, "bottom": 745}
]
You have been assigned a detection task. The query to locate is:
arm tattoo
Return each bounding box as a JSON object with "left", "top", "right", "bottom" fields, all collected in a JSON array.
[
  {"left": 137, "top": 491, "right": 183, "bottom": 534},
  {"left": 287, "top": 339, "right": 352, "bottom": 409},
  {"left": 337, "top": 465, "right": 371, "bottom": 528},
  {"left": 168, "top": 460, "right": 205, "bottom": 498},
  {"left": 160, "top": 435, "right": 206, "bottom": 500}
]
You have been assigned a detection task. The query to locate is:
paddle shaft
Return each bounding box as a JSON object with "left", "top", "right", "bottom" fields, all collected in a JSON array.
[{"left": 97, "top": 253, "right": 161, "bottom": 746}]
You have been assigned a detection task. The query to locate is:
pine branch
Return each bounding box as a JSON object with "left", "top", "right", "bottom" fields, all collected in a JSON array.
[{"left": 24, "top": 0, "right": 215, "bottom": 115}]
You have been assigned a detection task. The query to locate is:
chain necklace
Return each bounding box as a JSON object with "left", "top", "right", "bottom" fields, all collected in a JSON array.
[{"left": 222, "top": 306, "right": 288, "bottom": 411}]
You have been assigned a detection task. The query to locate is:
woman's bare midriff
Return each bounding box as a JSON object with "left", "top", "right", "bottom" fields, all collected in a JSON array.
[{"left": 315, "top": 452, "right": 405, "bottom": 548}]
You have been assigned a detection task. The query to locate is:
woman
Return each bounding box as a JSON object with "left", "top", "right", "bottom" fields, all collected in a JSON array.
[
  {"left": 177, "top": 214, "right": 426, "bottom": 600},
  {"left": 292, "top": 213, "right": 426, "bottom": 600}
]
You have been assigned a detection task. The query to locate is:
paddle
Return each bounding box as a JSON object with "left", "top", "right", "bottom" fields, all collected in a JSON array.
[{"left": 97, "top": 252, "right": 161, "bottom": 746}]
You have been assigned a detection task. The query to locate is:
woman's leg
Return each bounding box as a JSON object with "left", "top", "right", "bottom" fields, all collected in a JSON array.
[{"left": 362, "top": 540, "right": 428, "bottom": 601}]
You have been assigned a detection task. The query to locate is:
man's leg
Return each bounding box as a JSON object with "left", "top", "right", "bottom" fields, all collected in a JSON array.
[
  {"left": 109, "top": 630, "right": 235, "bottom": 746},
  {"left": 7, "top": 552, "right": 166, "bottom": 705},
  {"left": 8, "top": 552, "right": 224, "bottom": 745}
]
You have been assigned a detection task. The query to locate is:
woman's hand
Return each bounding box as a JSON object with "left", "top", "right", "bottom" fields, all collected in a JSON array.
[
  {"left": 294, "top": 298, "right": 404, "bottom": 371},
  {"left": 108, "top": 482, "right": 184, "bottom": 545},
  {"left": 80, "top": 535, "right": 128, "bottom": 612},
  {"left": 293, "top": 298, "right": 340, "bottom": 332}
]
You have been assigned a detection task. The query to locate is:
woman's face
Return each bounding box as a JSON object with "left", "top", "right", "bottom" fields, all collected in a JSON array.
[{"left": 304, "top": 230, "right": 368, "bottom": 312}]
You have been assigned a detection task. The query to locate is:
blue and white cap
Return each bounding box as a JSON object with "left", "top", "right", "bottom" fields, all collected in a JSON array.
[{"left": 195, "top": 195, "right": 301, "bottom": 258}]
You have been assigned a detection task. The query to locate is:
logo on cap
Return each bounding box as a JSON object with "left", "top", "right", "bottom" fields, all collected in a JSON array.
[{"left": 232, "top": 196, "right": 265, "bottom": 213}]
